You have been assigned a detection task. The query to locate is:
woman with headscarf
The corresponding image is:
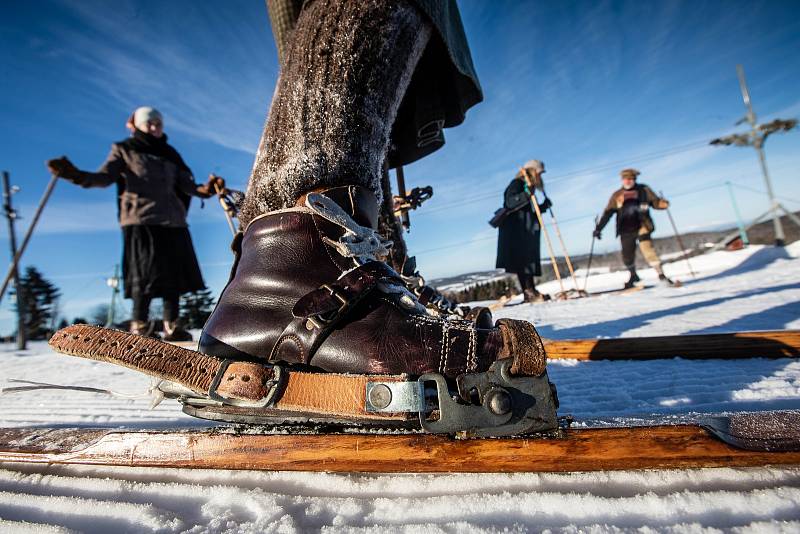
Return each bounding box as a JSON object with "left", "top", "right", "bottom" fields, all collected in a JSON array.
[
  {"left": 495, "top": 160, "right": 553, "bottom": 302},
  {"left": 47, "top": 106, "right": 223, "bottom": 341}
]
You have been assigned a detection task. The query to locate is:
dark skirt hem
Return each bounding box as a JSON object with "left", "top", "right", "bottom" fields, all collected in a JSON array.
[{"left": 122, "top": 225, "right": 205, "bottom": 299}]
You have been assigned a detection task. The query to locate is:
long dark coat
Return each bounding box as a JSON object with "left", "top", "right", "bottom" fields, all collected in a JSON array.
[
  {"left": 67, "top": 131, "right": 206, "bottom": 299},
  {"left": 495, "top": 178, "right": 548, "bottom": 276}
]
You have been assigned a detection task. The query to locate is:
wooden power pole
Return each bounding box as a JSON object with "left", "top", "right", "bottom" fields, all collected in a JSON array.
[{"left": 2, "top": 171, "right": 26, "bottom": 349}]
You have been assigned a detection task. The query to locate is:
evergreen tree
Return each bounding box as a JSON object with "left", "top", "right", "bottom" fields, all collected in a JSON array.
[
  {"left": 14, "top": 266, "right": 61, "bottom": 340},
  {"left": 180, "top": 289, "right": 216, "bottom": 329}
]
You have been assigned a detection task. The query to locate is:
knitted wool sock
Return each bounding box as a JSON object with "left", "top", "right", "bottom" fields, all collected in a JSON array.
[{"left": 240, "top": 0, "right": 431, "bottom": 226}]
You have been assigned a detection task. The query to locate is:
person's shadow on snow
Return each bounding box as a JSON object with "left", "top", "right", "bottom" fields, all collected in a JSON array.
[{"left": 537, "top": 282, "right": 800, "bottom": 340}]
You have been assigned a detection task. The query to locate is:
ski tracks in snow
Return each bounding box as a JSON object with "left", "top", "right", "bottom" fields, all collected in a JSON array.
[{"left": 0, "top": 464, "right": 799, "bottom": 532}]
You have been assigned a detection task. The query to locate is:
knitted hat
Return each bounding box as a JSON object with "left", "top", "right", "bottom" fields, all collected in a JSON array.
[
  {"left": 620, "top": 168, "right": 640, "bottom": 179},
  {"left": 132, "top": 107, "right": 163, "bottom": 132},
  {"left": 523, "top": 160, "right": 545, "bottom": 173}
]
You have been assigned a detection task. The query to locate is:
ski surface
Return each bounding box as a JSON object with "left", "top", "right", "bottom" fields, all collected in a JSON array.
[
  {"left": 543, "top": 329, "right": 800, "bottom": 361},
  {"left": 0, "top": 412, "right": 798, "bottom": 473}
]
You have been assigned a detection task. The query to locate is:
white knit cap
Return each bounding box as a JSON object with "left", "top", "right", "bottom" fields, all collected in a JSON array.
[
  {"left": 132, "top": 106, "right": 163, "bottom": 132},
  {"left": 523, "top": 159, "right": 545, "bottom": 172}
]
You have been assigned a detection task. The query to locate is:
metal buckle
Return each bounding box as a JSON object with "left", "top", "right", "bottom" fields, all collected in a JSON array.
[
  {"left": 306, "top": 284, "right": 350, "bottom": 330},
  {"left": 207, "top": 359, "right": 283, "bottom": 408},
  {"left": 417, "top": 358, "right": 559, "bottom": 438}
]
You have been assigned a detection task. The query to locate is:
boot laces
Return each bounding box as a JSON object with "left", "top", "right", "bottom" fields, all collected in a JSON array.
[{"left": 306, "top": 192, "right": 392, "bottom": 263}]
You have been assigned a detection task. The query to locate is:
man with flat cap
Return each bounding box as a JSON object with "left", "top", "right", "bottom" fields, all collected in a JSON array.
[
  {"left": 593, "top": 168, "right": 674, "bottom": 289},
  {"left": 496, "top": 160, "right": 553, "bottom": 302}
]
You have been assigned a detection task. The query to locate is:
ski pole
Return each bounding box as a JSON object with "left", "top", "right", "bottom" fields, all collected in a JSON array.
[
  {"left": 583, "top": 216, "right": 598, "bottom": 292},
  {"left": 522, "top": 168, "right": 565, "bottom": 296},
  {"left": 213, "top": 179, "right": 237, "bottom": 236},
  {"left": 0, "top": 173, "right": 58, "bottom": 304},
  {"left": 660, "top": 191, "right": 696, "bottom": 279},
  {"left": 541, "top": 185, "right": 582, "bottom": 294}
]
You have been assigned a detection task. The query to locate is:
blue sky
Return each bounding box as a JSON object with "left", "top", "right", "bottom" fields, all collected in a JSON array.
[{"left": 1, "top": 0, "right": 799, "bottom": 333}]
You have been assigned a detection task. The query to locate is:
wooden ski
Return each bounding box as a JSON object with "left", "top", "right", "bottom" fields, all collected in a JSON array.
[
  {"left": 0, "top": 413, "right": 798, "bottom": 473},
  {"left": 543, "top": 329, "right": 800, "bottom": 361}
]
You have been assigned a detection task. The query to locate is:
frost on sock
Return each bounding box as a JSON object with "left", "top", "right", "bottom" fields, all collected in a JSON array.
[{"left": 240, "top": 0, "right": 432, "bottom": 227}]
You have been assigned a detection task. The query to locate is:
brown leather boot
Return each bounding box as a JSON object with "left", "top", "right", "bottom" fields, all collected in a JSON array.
[
  {"left": 200, "top": 186, "right": 548, "bottom": 381},
  {"left": 397, "top": 255, "right": 493, "bottom": 328}
]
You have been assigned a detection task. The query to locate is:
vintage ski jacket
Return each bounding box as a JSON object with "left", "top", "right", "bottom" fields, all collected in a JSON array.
[{"left": 596, "top": 183, "right": 669, "bottom": 236}]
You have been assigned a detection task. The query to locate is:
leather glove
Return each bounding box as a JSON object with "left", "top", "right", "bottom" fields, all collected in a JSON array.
[
  {"left": 196, "top": 174, "right": 226, "bottom": 198},
  {"left": 207, "top": 174, "right": 226, "bottom": 192},
  {"left": 539, "top": 197, "right": 553, "bottom": 212},
  {"left": 592, "top": 228, "right": 602, "bottom": 240},
  {"left": 46, "top": 156, "right": 82, "bottom": 181}
]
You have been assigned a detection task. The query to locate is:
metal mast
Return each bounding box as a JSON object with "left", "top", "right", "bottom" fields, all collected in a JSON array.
[{"left": 711, "top": 65, "right": 799, "bottom": 246}]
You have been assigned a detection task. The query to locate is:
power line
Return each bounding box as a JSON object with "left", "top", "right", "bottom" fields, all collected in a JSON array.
[
  {"left": 414, "top": 138, "right": 712, "bottom": 218},
  {"left": 730, "top": 182, "right": 800, "bottom": 205}
]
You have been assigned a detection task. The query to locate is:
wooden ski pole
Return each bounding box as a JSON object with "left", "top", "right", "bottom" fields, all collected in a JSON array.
[
  {"left": 213, "top": 180, "right": 237, "bottom": 236},
  {"left": 583, "top": 216, "right": 598, "bottom": 292},
  {"left": 0, "top": 173, "right": 58, "bottom": 304},
  {"left": 395, "top": 165, "right": 410, "bottom": 230},
  {"left": 522, "top": 168, "right": 565, "bottom": 295},
  {"left": 661, "top": 190, "right": 696, "bottom": 279},
  {"left": 541, "top": 185, "right": 582, "bottom": 294}
]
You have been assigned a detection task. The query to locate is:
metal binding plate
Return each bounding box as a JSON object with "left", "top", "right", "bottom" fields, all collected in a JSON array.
[
  {"left": 418, "top": 358, "right": 559, "bottom": 438},
  {"left": 365, "top": 381, "right": 425, "bottom": 413}
]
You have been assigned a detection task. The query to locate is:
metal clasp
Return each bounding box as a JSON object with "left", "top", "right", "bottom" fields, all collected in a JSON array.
[
  {"left": 306, "top": 284, "right": 350, "bottom": 330},
  {"left": 207, "top": 359, "right": 283, "bottom": 408}
]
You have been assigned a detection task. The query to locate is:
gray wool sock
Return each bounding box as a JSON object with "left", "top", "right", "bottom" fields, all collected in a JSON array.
[{"left": 240, "top": 0, "right": 432, "bottom": 227}]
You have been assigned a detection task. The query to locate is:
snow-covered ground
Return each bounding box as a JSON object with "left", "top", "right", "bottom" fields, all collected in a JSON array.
[{"left": 0, "top": 242, "right": 799, "bottom": 532}]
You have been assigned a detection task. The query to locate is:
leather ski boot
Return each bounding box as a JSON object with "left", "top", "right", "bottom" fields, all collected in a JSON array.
[
  {"left": 623, "top": 268, "right": 641, "bottom": 289},
  {"left": 49, "top": 186, "right": 558, "bottom": 438},
  {"left": 129, "top": 320, "right": 159, "bottom": 339},
  {"left": 196, "top": 185, "right": 558, "bottom": 435},
  {"left": 397, "top": 255, "right": 493, "bottom": 328},
  {"left": 163, "top": 320, "right": 193, "bottom": 342},
  {"left": 523, "top": 289, "right": 550, "bottom": 303}
]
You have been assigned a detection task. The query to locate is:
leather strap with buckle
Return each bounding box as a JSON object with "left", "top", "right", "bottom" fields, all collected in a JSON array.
[
  {"left": 271, "top": 261, "right": 410, "bottom": 364},
  {"left": 49, "top": 324, "right": 559, "bottom": 435}
]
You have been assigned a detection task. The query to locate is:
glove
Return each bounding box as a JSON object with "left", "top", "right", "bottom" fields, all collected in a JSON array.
[
  {"left": 207, "top": 174, "right": 226, "bottom": 192},
  {"left": 592, "top": 228, "right": 602, "bottom": 240},
  {"left": 539, "top": 197, "right": 552, "bottom": 212},
  {"left": 196, "top": 174, "right": 226, "bottom": 198},
  {"left": 46, "top": 156, "right": 82, "bottom": 181}
]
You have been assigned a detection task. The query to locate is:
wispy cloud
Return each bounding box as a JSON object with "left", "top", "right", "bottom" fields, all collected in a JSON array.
[{"left": 46, "top": 0, "right": 276, "bottom": 155}]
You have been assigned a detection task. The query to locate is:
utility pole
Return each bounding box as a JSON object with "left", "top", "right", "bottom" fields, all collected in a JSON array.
[
  {"left": 726, "top": 181, "right": 749, "bottom": 246},
  {"left": 711, "top": 65, "right": 799, "bottom": 247},
  {"left": 2, "top": 171, "right": 26, "bottom": 349},
  {"left": 105, "top": 264, "right": 121, "bottom": 328}
]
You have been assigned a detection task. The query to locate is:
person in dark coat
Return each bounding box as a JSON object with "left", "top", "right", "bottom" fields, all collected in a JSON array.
[
  {"left": 47, "top": 106, "right": 223, "bottom": 340},
  {"left": 496, "top": 160, "right": 553, "bottom": 302},
  {"left": 593, "top": 168, "right": 674, "bottom": 288}
]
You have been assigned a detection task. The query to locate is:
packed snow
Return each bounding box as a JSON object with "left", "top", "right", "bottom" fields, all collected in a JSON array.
[{"left": 0, "top": 242, "right": 799, "bottom": 532}]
